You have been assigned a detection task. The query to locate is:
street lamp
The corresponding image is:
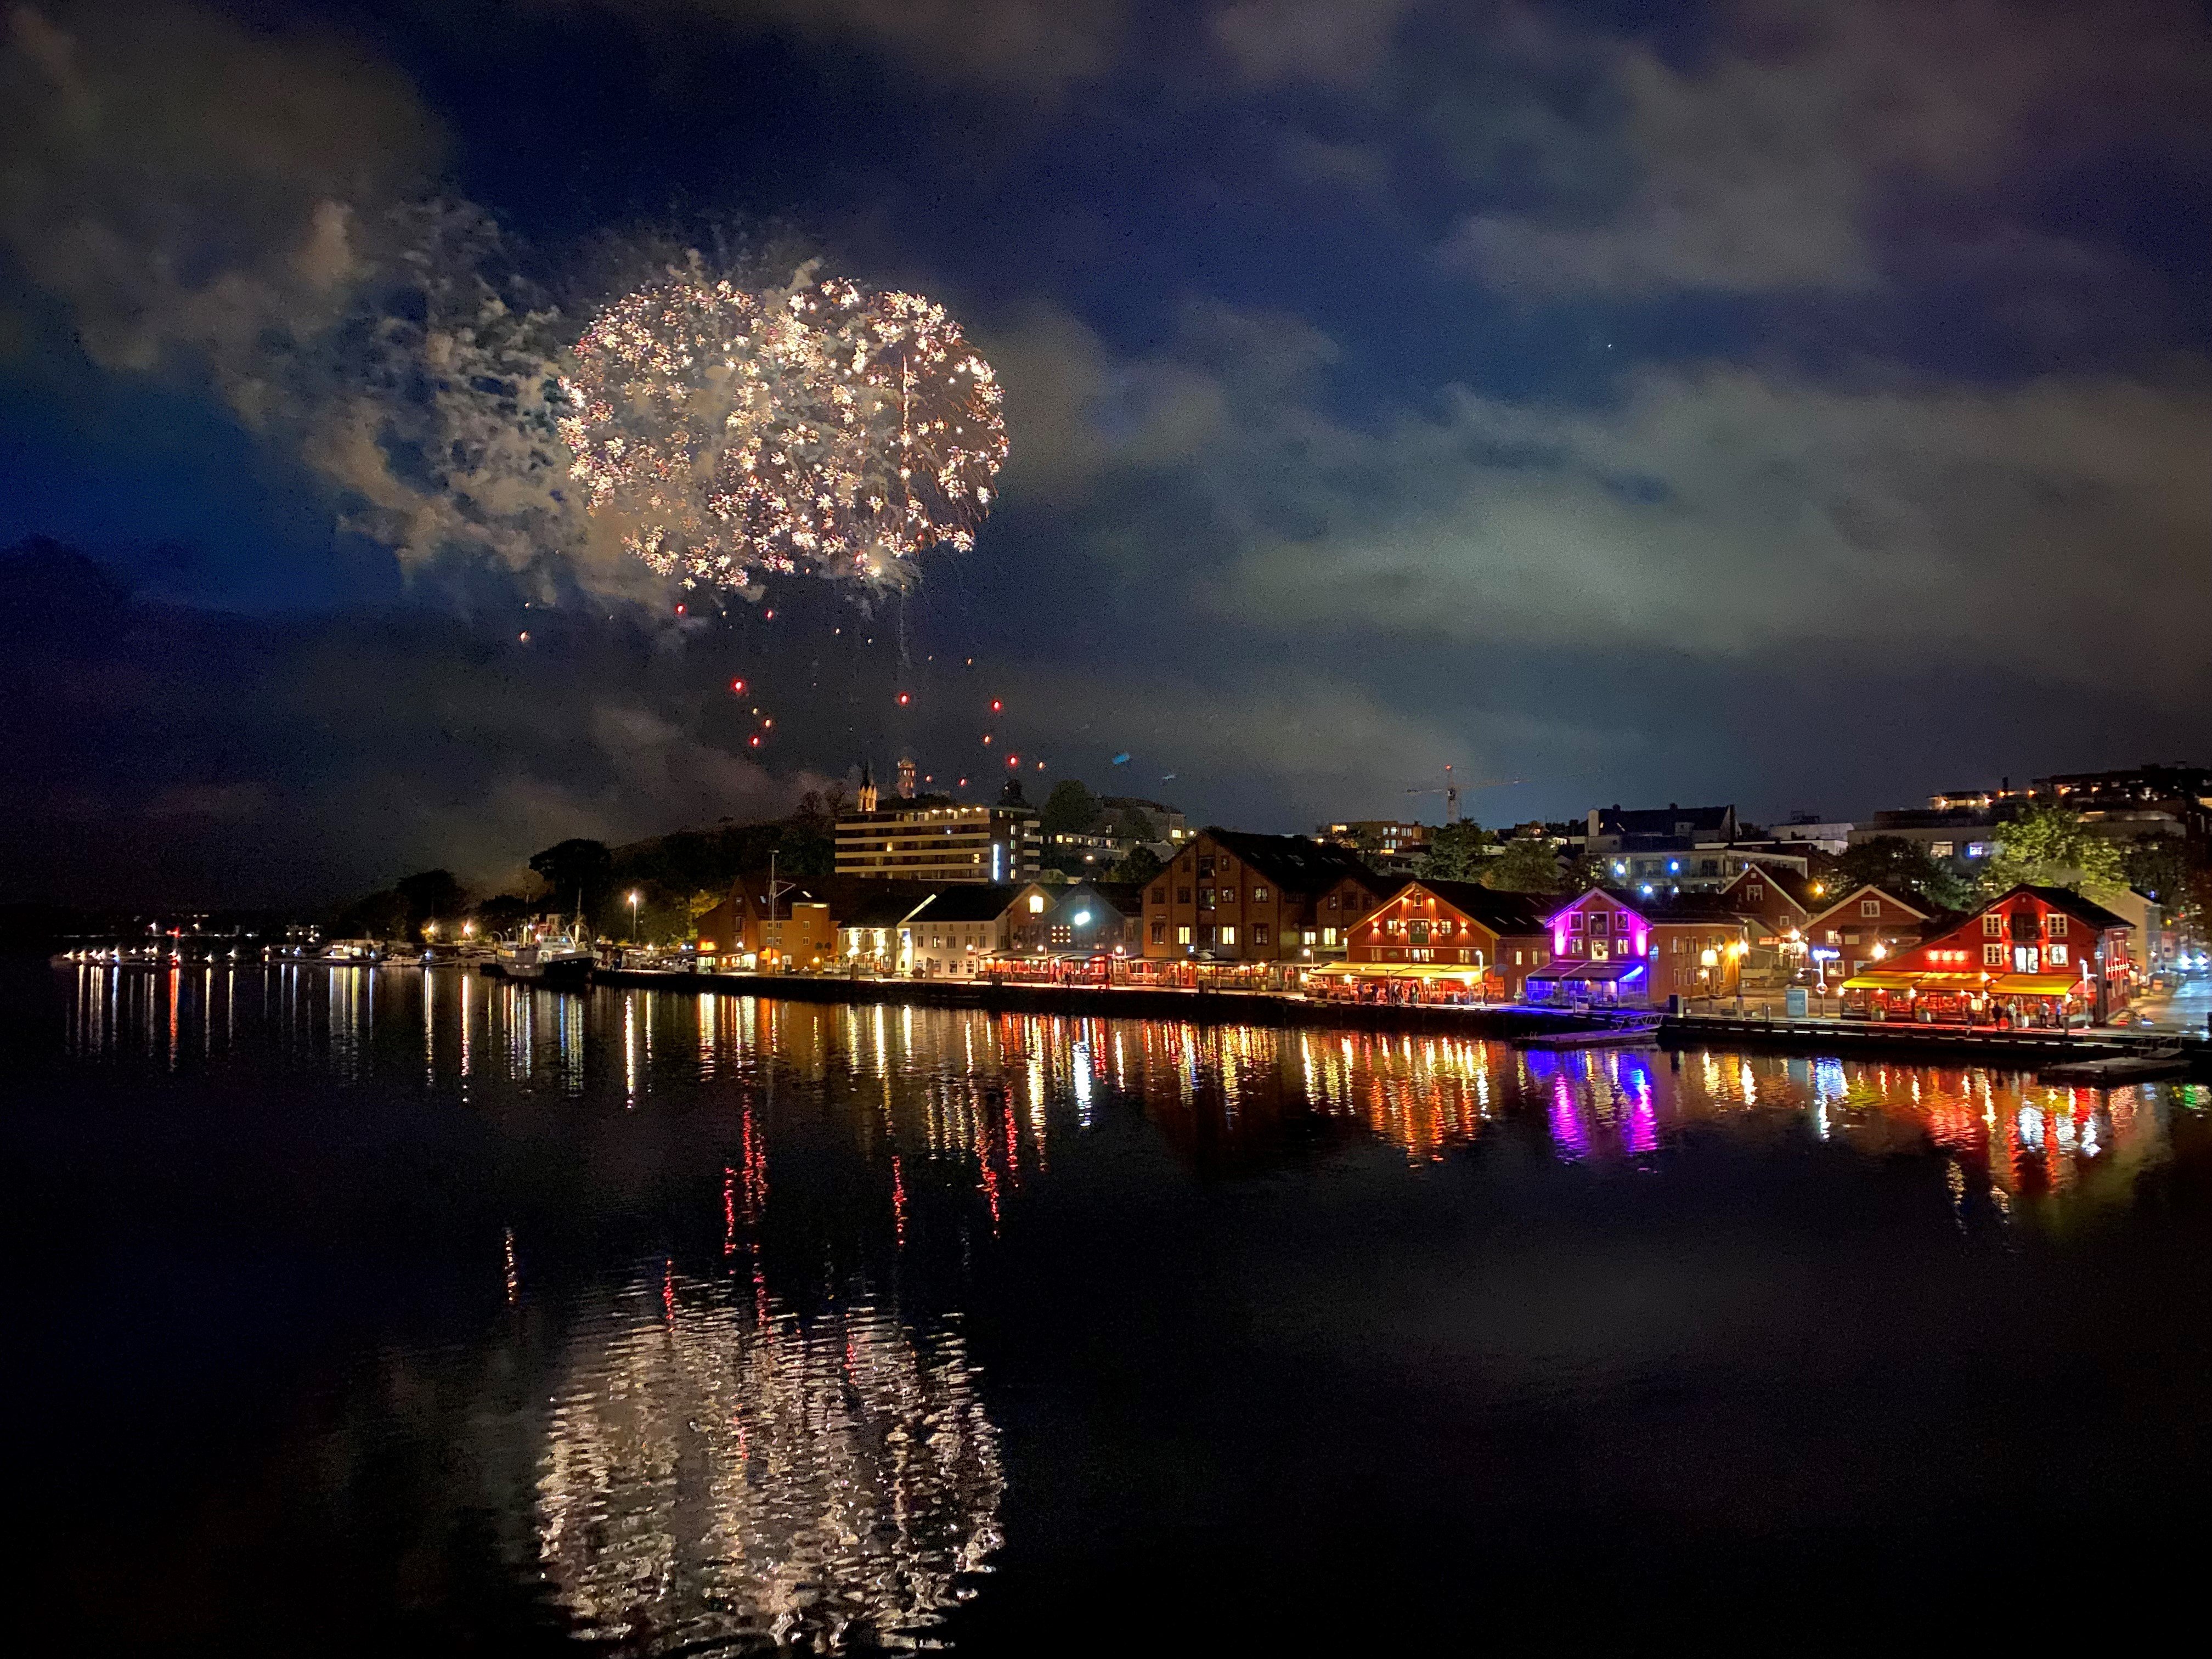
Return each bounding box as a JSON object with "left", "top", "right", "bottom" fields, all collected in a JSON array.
[{"left": 628, "top": 889, "right": 641, "bottom": 941}]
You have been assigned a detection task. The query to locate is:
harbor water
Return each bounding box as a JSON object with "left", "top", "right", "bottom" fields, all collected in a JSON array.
[{"left": 9, "top": 958, "right": 2212, "bottom": 1652}]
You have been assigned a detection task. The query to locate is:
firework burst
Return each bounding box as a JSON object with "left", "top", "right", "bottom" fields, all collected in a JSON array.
[{"left": 558, "top": 266, "right": 1007, "bottom": 591}]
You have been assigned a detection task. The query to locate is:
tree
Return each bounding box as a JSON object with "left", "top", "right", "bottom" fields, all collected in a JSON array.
[
  {"left": 475, "top": 892, "right": 537, "bottom": 935},
  {"left": 1415, "top": 821, "right": 1494, "bottom": 881},
  {"left": 1834, "top": 837, "right": 1975, "bottom": 912},
  {"left": 1978, "top": 806, "right": 2125, "bottom": 902},
  {"left": 1482, "top": 835, "right": 1564, "bottom": 894},
  {"left": 2123, "top": 836, "right": 2202, "bottom": 923},
  {"left": 1117, "top": 805, "right": 1159, "bottom": 843},
  {"left": 1113, "top": 844, "right": 1165, "bottom": 887},
  {"left": 793, "top": 787, "right": 849, "bottom": 837},
  {"left": 394, "top": 869, "right": 469, "bottom": 935},
  {"left": 529, "top": 838, "right": 614, "bottom": 923},
  {"left": 334, "top": 888, "right": 408, "bottom": 939},
  {"left": 1041, "top": 778, "right": 1101, "bottom": 837},
  {"left": 1560, "top": 850, "right": 1610, "bottom": 895}
]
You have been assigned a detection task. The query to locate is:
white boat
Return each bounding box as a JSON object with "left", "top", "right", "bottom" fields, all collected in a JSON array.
[
  {"left": 317, "top": 939, "right": 383, "bottom": 966},
  {"left": 496, "top": 938, "right": 595, "bottom": 988}
]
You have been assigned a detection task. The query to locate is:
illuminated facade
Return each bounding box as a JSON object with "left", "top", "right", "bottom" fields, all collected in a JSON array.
[
  {"left": 1330, "top": 879, "right": 1551, "bottom": 997},
  {"left": 694, "top": 882, "right": 836, "bottom": 969},
  {"left": 1141, "top": 828, "right": 1389, "bottom": 962},
  {"left": 835, "top": 803, "right": 1041, "bottom": 882},
  {"left": 1528, "top": 888, "right": 1751, "bottom": 1005},
  {"left": 1803, "top": 884, "right": 1934, "bottom": 981},
  {"left": 897, "top": 882, "right": 1053, "bottom": 977},
  {"left": 1843, "top": 884, "right": 2136, "bottom": 1022}
]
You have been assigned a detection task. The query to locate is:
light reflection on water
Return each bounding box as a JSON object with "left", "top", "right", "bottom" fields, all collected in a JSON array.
[
  {"left": 40, "top": 963, "right": 2212, "bottom": 1650},
  {"left": 537, "top": 1272, "right": 1001, "bottom": 1652},
  {"left": 59, "top": 963, "right": 2201, "bottom": 1227}
]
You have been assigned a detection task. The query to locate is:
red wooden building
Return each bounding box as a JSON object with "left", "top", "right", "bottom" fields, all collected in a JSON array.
[
  {"left": 1317, "top": 880, "right": 1552, "bottom": 1001},
  {"left": 1841, "top": 885, "right": 2135, "bottom": 1025}
]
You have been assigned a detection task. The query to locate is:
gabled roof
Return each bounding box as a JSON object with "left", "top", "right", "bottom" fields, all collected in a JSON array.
[
  {"left": 838, "top": 889, "right": 933, "bottom": 928},
  {"left": 1576, "top": 887, "right": 1751, "bottom": 924},
  {"left": 1201, "top": 828, "right": 1380, "bottom": 895},
  {"left": 1073, "top": 881, "right": 1144, "bottom": 916},
  {"left": 1721, "top": 863, "right": 1819, "bottom": 915},
  {"left": 911, "top": 882, "right": 1045, "bottom": 923},
  {"left": 1398, "top": 879, "right": 1552, "bottom": 936},
  {"left": 2008, "top": 885, "right": 2132, "bottom": 932},
  {"left": 1804, "top": 883, "right": 1931, "bottom": 931}
]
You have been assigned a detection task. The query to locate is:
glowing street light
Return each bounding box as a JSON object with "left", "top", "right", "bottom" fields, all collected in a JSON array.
[{"left": 629, "top": 889, "right": 641, "bottom": 942}]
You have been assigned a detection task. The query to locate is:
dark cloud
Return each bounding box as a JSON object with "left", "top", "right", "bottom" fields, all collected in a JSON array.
[
  {"left": 2, "top": 0, "right": 2207, "bottom": 888},
  {"left": 0, "top": 541, "right": 811, "bottom": 905}
]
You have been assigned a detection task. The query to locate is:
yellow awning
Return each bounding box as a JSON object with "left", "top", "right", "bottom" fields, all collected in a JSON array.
[
  {"left": 1989, "top": 973, "right": 2085, "bottom": 996},
  {"left": 1306, "top": 961, "right": 1486, "bottom": 980},
  {"left": 1841, "top": 972, "right": 1920, "bottom": 990},
  {"left": 1915, "top": 972, "right": 1987, "bottom": 986}
]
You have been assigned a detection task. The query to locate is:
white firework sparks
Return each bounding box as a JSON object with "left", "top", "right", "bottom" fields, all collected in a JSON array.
[{"left": 558, "top": 268, "right": 1008, "bottom": 591}]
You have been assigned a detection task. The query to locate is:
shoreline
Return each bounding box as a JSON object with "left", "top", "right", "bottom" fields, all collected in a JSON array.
[{"left": 593, "top": 967, "right": 2212, "bottom": 1072}]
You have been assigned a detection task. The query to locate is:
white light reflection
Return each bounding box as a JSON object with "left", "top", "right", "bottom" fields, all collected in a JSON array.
[{"left": 537, "top": 1272, "right": 1002, "bottom": 1653}]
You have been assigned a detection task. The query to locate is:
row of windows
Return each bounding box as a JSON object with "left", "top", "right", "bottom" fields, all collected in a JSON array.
[
  {"left": 1983, "top": 911, "right": 2068, "bottom": 938},
  {"left": 1149, "top": 922, "right": 1277, "bottom": 947}
]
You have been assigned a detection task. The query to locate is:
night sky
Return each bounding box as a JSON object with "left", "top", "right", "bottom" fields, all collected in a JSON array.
[{"left": 4, "top": 0, "right": 2208, "bottom": 906}]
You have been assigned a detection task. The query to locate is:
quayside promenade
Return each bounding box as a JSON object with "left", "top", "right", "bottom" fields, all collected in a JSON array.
[{"left": 594, "top": 967, "right": 2212, "bottom": 1071}]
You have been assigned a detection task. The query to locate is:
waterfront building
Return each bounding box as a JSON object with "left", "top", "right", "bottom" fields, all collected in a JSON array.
[
  {"left": 694, "top": 881, "right": 836, "bottom": 970},
  {"left": 1320, "top": 879, "right": 1551, "bottom": 1000},
  {"left": 1141, "top": 829, "right": 1389, "bottom": 963},
  {"left": 835, "top": 802, "right": 1041, "bottom": 883},
  {"left": 836, "top": 887, "right": 935, "bottom": 973},
  {"left": 1007, "top": 881, "right": 1144, "bottom": 960},
  {"left": 1525, "top": 888, "right": 1752, "bottom": 1006},
  {"left": 1802, "top": 885, "right": 1938, "bottom": 984},
  {"left": 899, "top": 883, "right": 1054, "bottom": 978},
  {"left": 1841, "top": 885, "right": 2136, "bottom": 1023}
]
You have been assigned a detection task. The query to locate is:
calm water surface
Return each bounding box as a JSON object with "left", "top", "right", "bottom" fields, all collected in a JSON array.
[{"left": 10, "top": 960, "right": 2212, "bottom": 1652}]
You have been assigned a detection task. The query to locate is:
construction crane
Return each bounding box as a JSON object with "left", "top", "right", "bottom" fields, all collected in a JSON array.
[{"left": 1405, "top": 765, "right": 1521, "bottom": 824}]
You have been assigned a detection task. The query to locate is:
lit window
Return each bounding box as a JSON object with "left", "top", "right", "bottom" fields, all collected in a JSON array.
[
  {"left": 1254, "top": 924, "right": 1270, "bottom": 945},
  {"left": 2047, "top": 915, "right": 2068, "bottom": 938},
  {"left": 1984, "top": 943, "right": 2005, "bottom": 966},
  {"left": 1931, "top": 840, "right": 1954, "bottom": 857},
  {"left": 1322, "top": 927, "right": 1338, "bottom": 946},
  {"left": 1220, "top": 926, "right": 1237, "bottom": 946},
  {"left": 1983, "top": 915, "right": 2004, "bottom": 937},
  {"left": 1860, "top": 900, "right": 1881, "bottom": 917},
  {"left": 1028, "top": 895, "right": 1046, "bottom": 913},
  {"left": 2046, "top": 943, "right": 2068, "bottom": 967},
  {"left": 1253, "top": 886, "right": 1270, "bottom": 904}
]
